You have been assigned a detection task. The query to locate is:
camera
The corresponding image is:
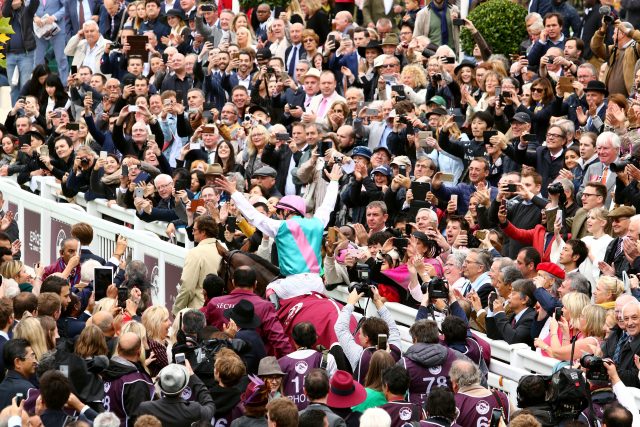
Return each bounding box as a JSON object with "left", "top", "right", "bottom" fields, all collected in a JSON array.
[
  {"left": 580, "top": 354, "right": 609, "bottom": 382},
  {"left": 80, "top": 158, "right": 90, "bottom": 165},
  {"left": 266, "top": 66, "right": 276, "bottom": 74},
  {"left": 547, "top": 182, "right": 564, "bottom": 196},
  {"left": 600, "top": 5, "right": 617, "bottom": 24},
  {"left": 348, "top": 263, "right": 374, "bottom": 298},
  {"left": 421, "top": 277, "right": 449, "bottom": 299},
  {"left": 110, "top": 41, "right": 123, "bottom": 50},
  {"left": 398, "top": 115, "right": 411, "bottom": 125},
  {"left": 610, "top": 155, "right": 640, "bottom": 172}
]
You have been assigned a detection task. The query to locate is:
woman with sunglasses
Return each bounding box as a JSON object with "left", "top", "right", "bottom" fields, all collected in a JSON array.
[
  {"left": 527, "top": 78, "right": 555, "bottom": 143},
  {"left": 321, "top": 100, "right": 351, "bottom": 132}
]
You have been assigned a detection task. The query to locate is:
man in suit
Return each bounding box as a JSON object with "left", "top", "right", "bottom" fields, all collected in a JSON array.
[
  {"left": 98, "top": 0, "right": 125, "bottom": 42},
  {"left": 139, "top": 0, "right": 171, "bottom": 41},
  {"left": 528, "top": 12, "right": 566, "bottom": 68},
  {"left": 172, "top": 216, "right": 222, "bottom": 314},
  {"left": 578, "top": 131, "right": 619, "bottom": 206},
  {"left": 285, "top": 23, "right": 306, "bottom": 81},
  {"left": 551, "top": 63, "right": 597, "bottom": 130},
  {"left": 196, "top": 6, "right": 235, "bottom": 47},
  {"left": 252, "top": 3, "right": 273, "bottom": 43},
  {"left": 267, "top": 19, "right": 290, "bottom": 60},
  {"left": 616, "top": 301, "right": 640, "bottom": 387},
  {"left": 362, "top": 0, "right": 401, "bottom": 30},
  {"left": 569, "top": 182, "right": 607, "bottom": 239},
  {"left": 222, "top": 49, "right": 255, "bottom": 96},
  {"left": 0, "top": 339, "right": 37, "bottom": 409},
  {"left": 34, "top": 0, "right": 69, "bottom": 83},
  {"left": 0, "top": 298, "right": 13, "bottom": 382},
  {"left": 353, "top": 100, "right": 394, "bottom": 150},
  {"left": 486, "top": 279, "right": 537, "bottom": 348},
  {"left": 64, "top": 20, "right": 107, "bottom": 74},
  {"left": 281, "top": 61, "right": 313, "bottom": 127},
  {"left": 262, "top": 123, "right": 309, "bottom": 196},
  {"left": 308, "top": 71, "right": 347, "bottom": 123},
  {"left": 603, "top": 206, "right": 636, "bottom": 279},
  {"left": 64, "top": 0, "right": 98, "bottom": 42}
]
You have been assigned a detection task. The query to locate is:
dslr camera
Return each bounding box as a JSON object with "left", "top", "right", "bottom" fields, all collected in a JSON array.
[
  {"left": 398, "top": 115, "right": 412, "bottom": 125},
  {"left": 610, "top": 155, "right": 640, "bottom": 173},
  {"left": 580, "top": 354, "right": 608, "bottom": 382},
  {"left": 421, "top": 277, "right": 449, "bottom": 299},
  {"left": 547, "top": 182, "right": 564, "bottom": 195},
  {"left": 348, "top": 263, "right": 374, "bottom": 298},
  {"left": 266, "top": 66, "right": 276, "bottom": 74},
  {"left": 599, "top": 5, "right": 617, "bottom": 24}
]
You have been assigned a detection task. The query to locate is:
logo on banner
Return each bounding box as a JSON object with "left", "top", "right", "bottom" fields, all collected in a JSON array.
[
  {"left": 150, "top": 265, "right": 160, "bottom": 297},
  {"left": 56, "top": 229, "right": 66, "bottom": 251}
]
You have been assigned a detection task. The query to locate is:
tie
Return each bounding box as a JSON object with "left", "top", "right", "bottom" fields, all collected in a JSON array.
[
  {"left": 614, "top": 332, "right": 629, "bottom": 364},
  {"left": 317, "top": 97, "right": 329, "bottom": 118},
  {"left": 79, "top": 0, "right": 85, "bottom": 27},
  {"left": 304, "top": 97, "right": 311, "bottom": 109},
  {"left": 615, "top": 238, "right": 624, "bottom": 258},
  {"left": 288, "top": 45, "right": 298, "bottom": 78},
  {"left": 601, "top": 166, "right": 609, "bottom": 184},
  {"left": 511, "top": 316, "right": 517, "bottom": 328}
]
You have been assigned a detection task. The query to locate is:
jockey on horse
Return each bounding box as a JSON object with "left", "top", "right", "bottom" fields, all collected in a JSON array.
[{"left": 215, "top": 164, "right": 343, "bottom": 303}]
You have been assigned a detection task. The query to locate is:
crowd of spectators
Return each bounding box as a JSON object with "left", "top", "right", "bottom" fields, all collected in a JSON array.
[{"left": 5, "top": 0, "right": 640, "bottom": 425}]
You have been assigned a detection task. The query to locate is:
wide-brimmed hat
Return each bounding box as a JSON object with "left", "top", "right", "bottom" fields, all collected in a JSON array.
[
  {"left": 223, "top": 299, "right": 261, "bottom": 329},
  {"left": 357, "top": 40, "right": 383, "bottom": 58},
  {"left": 157, "top": 364, "right": 189, "bottom": 396},
  {"left": 204, "top": 164, "right": 223, "bottom": 176},
  {"left": 373, "top": 54, "right": 389, "bottom": 68},
  {"left": 390, "top": 155, "right": 411, "bottom": 167},
  {"left": 454, "top": 60, "right": 476, "bottom": 75},
  {"left": 302, "top": 68, "right": 321, "bottom": 80},
  {"left": 241, "top": 375, "right": 269, "bottom": 407},
  {"left": 166, "top": 9, "right": 186, "bottom": 21},
  {"left": 584, "top": 80, "right": 608, "bottom": 97},
  {"left": 326, "top": 370, "right": 367, "bottom": 408},
  {"left": 381, "top": 33, "right": 400, "bottom": 46},
  {"left": 257, "top": 357, "right": 285, "bottom": 377}
]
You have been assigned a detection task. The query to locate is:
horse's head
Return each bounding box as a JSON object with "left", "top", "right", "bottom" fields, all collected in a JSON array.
[{"left": 216, "top": 240, "right": 229, "bottom": 261}]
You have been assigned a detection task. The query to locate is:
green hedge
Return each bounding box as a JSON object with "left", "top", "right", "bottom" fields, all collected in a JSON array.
[{"left": 460, "top": 0, "right": 528, "bottom": 57}]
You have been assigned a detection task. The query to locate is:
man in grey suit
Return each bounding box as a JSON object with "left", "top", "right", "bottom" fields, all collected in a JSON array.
[
  {"left": 34, "top": 0, "right": 69, "bottom": 83},
  {"left": 195, "top": 6, "right": 235, "bottom": 47},
  {"left": 578, "top": 131, "right": 620, "bottom": 207},
  {"left": 353, "top": 99, "right": 394, "bottom": 150}
]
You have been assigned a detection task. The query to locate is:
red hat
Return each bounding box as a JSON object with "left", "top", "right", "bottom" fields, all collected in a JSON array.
[
  {"left": 326, "top": 370, "right": 367, "bottom": 408},
  {"left": 536, "top": 262, "right": 565, "bottom": 280}
]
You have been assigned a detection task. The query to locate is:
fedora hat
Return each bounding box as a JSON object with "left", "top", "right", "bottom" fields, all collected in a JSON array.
[
  {"left": 223, "top": 299, "right": 261, "bottom": 329},
  {"left": 357, "top": 40, "right": 383, "bottom": 58},
  {"left": 381, "top": 33, "right": 400, "bottom": 46},
  {"left": 204, "top": 163, "right": 223, "bottom": 176},
  {"left": 584, "top": 80, "right": 609, "bottom": 97},
  {"left": 257, "top": 357, "right": 285, "bottom": 377},
  {"left": 157, "top": 364, "right": 189, "bottom": 396},
  {"left": 454, "top": 60, "right": 476, "bottom": 75},
  {"left": 326, "top": 370, "right": 367, "bottom": 408}
]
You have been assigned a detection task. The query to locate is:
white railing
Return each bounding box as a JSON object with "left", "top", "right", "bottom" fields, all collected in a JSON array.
[{"left": 4, "top": 177, "right": 640, "bottom": 410}]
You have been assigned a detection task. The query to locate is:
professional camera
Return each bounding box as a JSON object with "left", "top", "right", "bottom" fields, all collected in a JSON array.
[
  {"left": 398, "top": 115, "right": 412, "bottom": 125},
  {"left": 421, "top": 277, "right": 449, "bottom": 299},
  {"left": 547, "top": 182, "right": 564, "bottom": 196},
  {"left": 110, "top": 41, "right": 123, "bottom": 50},
  {"left": 266, "top": 66, "right": 276, "bottom": 74},
  {"left": 348, "top": 263, "right": 374, "bottom": 298},
  {"left": 599, "top": 5, "right": 617, "bottom": 24},
  {"left": 580, "top": 354, "right": 609, "bottom": 382},
  {"left": 610, "top": 155, "right": 640, "bottom": 173},
  {"left": 80, "top": 158, "right": 91, "bottom": 165}
]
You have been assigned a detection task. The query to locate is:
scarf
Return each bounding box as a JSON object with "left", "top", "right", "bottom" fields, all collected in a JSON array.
[
  {"left": 431, "top": 0, "right": 449, "bottom": 46},
  {"left": 56, "top": 258, "right": 81, "bottom": 287}
]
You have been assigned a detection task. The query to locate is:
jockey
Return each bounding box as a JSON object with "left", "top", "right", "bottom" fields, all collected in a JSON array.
[{"left": 215, "top": 164, "right": 343, "bottom": 300}]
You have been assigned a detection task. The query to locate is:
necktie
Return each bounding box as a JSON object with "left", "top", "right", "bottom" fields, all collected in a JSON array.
[
  {"left": 304, "top": 97, "right": 311, "bottom": 109},
  {"left": 615, "top": 238, "right": 624, "bottom": 258},
  {"left": 79, "top": 0, "right": 85, "bottom": 27},
  {"left": 601, "top": 166, "right": 609, "bottom": 184},
  {"left": 317, "top": 97, "right": 329, "bottom": 118},
  {"left": 614, "top": 332, "right": 629, "bottom": 364},
  {"left": 288, "top": 45, "right": 298, "bottom": 78},
  {"left": 511, "top": 316, "right": 517, "bottom": 328}
]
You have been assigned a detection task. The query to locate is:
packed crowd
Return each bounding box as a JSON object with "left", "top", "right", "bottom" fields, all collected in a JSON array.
[{"left": 4, "top": 0, "right": 640, "bottom": 425}]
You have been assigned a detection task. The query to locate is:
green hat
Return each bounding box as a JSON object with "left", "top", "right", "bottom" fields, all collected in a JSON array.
[{"left": 428, "top": 96, "right": 447, "bottom": 107}]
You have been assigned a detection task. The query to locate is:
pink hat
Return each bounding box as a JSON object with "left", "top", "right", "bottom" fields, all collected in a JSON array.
[
  {"left": 275, "top": 195, "right": 306, "bottom": 216},
  {"left": 326, "top": 370, "right": 367, "bottom": 408}
]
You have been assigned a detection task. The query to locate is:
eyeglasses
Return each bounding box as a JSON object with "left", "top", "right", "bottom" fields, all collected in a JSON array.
[
  {"left": 157, "top": 183, "right": 173, "bottom": 190},
  {"left": 531, "top": 87, "right": 544, "bottom": 93},
  {"left": 581, "top": 193, "right": 600, "bottom": 198},
  {"left": 382, "top": 63, "right": 397, "bottom": 68},
  {"left": 303, "top": 38, "right": 315, "bottom": 42},
  {"left": 463, "top": 260, "right": 483, "bottom": 265},
  {"left": 547, "top": 133, "right": 564, "bottom": 139}
]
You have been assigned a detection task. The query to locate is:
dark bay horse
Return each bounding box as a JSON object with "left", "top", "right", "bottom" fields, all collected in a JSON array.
[{"left": 216, "top": 241, "right": 279, "bottom": 297}]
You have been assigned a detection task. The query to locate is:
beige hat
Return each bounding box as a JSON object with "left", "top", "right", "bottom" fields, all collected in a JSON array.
[
  {"left": 609, "top": 205, "right": 636, "bottom": 219},
  {"left": 373, "top": 54, "right": 389, "bottom": 68},
  {"left": 302, "top": 68, "right": 321, "bottom": 80},
  {"left": 391, "top": 156, "right": 411, "bottom": 167},
  {"left": 204, "top": 164, "right": 224, "bottom": 176}
]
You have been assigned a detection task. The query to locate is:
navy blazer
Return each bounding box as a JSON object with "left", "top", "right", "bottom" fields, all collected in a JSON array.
[
  {"left": 98, "top": 5, "right": 125, "bottom": 42},
  {"left": 64, "top": 0, "right": 98, "bottom": 41},
  {"left": 80, "top": 248, "right": 106, "bottom": 265},
  {"left": 0, "top": 371, "right": 35, "bottom": 410},
  {"left": 203, "top": 71, "right": 229, "bottom": 111},
  {"left": 222, "top": 72, "right": 255, "bottom": 97}
]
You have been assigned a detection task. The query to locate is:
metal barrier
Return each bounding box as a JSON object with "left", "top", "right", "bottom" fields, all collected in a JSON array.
[{"left": 4, "top": 177, "right": 640, "bottom": 409}]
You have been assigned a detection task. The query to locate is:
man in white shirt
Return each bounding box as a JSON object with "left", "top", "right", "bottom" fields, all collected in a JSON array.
[
  {"left": 268, "top": 19, "right": 290, "bottom": 60},
  {"left": 64, "top": 21, "right": 106, "bottom": 73}
]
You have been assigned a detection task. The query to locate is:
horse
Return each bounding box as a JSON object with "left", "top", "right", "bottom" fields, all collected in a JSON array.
[{"left": 216, "top": 241, "right": 279, "bottom": 297}]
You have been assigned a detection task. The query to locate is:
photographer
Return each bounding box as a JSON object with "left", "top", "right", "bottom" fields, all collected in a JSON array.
[
  {"left": 334, "top": 287, "right": 402, "bottom": 384},
  {"left": 516, "top": 375, "right": 556, "bottom": 426}
]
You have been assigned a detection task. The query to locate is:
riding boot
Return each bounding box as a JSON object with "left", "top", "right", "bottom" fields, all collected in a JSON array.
[{"left": 268, "top": 292, "right": 280, "bottom": 310}]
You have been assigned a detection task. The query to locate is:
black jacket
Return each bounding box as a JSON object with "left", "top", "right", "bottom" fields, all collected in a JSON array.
[
  {"left": 0, "top": 370, "right": 34, "bottom": 410},
  {"left": 133, "top": 375, "right": 216, "bottom": 427},
  {"left": 486, "top": 307, "right": 536, "bottom": 349},
  {"left": 2, "top": 0, "right": 39, "bottom": 52},
  {"left": 616, "top": 333, "right": 640, "bottom": 387}
]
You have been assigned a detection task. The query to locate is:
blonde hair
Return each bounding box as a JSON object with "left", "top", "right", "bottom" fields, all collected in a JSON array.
[
  {"left": 142, "top": 306, "right": 170, "bottom": 343},
  {"left": 588, "top": 207, "right": 609, "bottom": 223},
  {"left": 401, "top": 64, "right": 428, "bottom": 89},
  {"left": 247, "top": 124, "right": 271, "bottom": 157},
  {"left": 93, "top": 297, "right": 117, "bottom": 315},
  {"left": 14, "top": 315, "right": 48, "bottom": 360},
  {"left": 561, "top": 292, "right": 591, "bottom": 327},
  {"left": 236, "top": 27, "right": 255, "bottom": 49},
  {"left": 0, "top": 260, "right": 23, "bottom": 280},
  {"left": 597, "top": 276, "right": 625, "bottom": 302},
  {"left": 581, "top": 304, "right": 607, "bottom": 338}
]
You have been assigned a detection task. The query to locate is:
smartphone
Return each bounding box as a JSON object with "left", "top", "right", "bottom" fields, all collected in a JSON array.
[
  {"left": 176, "top": 90, "right": 183, "bottom": 103},
  {"left": 405, "top": 223, "right": 413, "bottom": 236},
  {"left": 70, "top": 65, "right": 78, "bottom": 74},
  {"left": 40, "top": 146, "right": 49, "bottom": 157},
  {"left": 489, "top": 408, "right": 502, "bottom": 427},
  {"left": 202, "top": 110, "right": 213, "bottom": 121},
  {"left": 86, "top": 90, "right": 93, "bottom": 100},
  {"left": 393, "top": 237, "right": 409, "bottom": 248},
  {"left": 163, "top": 99, "right": 172, "bottom": 106},
  {"left": 117, "top": 286, "right": 128, "bottom": 309},
  {"left": 18, "top": 134, "right": 30, "bottom": 148},
  {"left": 327, "top": 34, "right": 336, "bottom": 46},
  {"left": 99, "top": 151, "right": 108, "bottom": 160},
  {"left": 377, "top": 334, "right": 388, "bottom": 350},
  {"left": 189, "top": 198, "right": 205, "bottom": 212},
  {"left": 226, "top": 215, "right": 236, "bottom": 232},
  {"left": 201, "top": 125, "right": 216, "bottom": 134},
  {"left": 391, "top": 85, "right": 405, "bottom": 97},
  {"left": 328, "top": 227, "right": 337, "bottom": 241},
  {"left": 66, "top": 123, "right": 80, "bottom": 131},
  {"left": 15, "top": 393, "right": 23, "bottom": 406},
  {"left": 190, "top": 142, "right": 202, "bottom": 151},
  {"left": 411, "top": 181, "right": 431, "bottom": 201},
  {"left": 488, "top": 292, "right": 497, "bottom": 308},
  {"left": 523, "top": 133, "right": 538, "bottom": 142},
  {"left": 417, "top": 130, "right": 432, "bottom": 144},
  {"left": 554, "top": 307, "right": 563, "bottom": 321},
  {"left": 94, "top": 266, "right": 114, "bottom": 301},
  {"left": 175, "top": 353, "right": 186, "bottom": 365},
  {"left": 452, "top": 18, "right": 465, "bottom": 26},
  {"left": 494, "top": 87, "right": 502, "bottom": 98},
  {"left": 399, "top": 166, "right": 407, "bottom": 176},
  {"left": 483, "top": 130, "right": 498, "bottom": 145},
  {"left": 129, "top": 106, "right": 138, "bottom": 113},
  {"left": 475, "top": 229, "right": 487, "bottom": 240},
  {"left": 440, "top": 173, "right": 454, "bottom": 182},
  {"left": 451, "top": 194, "right": 458, "bottom": 205},
  {"left": 134, "top": 188, "right": 145, "bottom": 199},
  {"left": 442, "top": 56, "right": 455, "bottom": 64},
  {"left": 121, "top": 164, "right": 129, "bottom": 176},
  {"left": 506, "top": 183, "right": 518, "bottom": 192},
  {"left": 54, "top": 110, "right": 62, "bottom": 118},
  {"left": 366, "top": 108, "right": 379, "bottom": 116},
  {"left": 500, "top": 198, "right": 507, "bottom": 210},
  {"left": 276, "top": 133, "right": 290, "bottom": 141},
  {"left": 546, "top": 207, "right": 558, "bottom": 233}
]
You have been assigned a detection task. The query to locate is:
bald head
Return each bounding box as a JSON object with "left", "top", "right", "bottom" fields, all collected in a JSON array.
[
  {"left": 117, "top": 332, "right": 142, "bottom": 360},
  {"left": 92, "top": 311, "right": 115, "bottom": 336}
]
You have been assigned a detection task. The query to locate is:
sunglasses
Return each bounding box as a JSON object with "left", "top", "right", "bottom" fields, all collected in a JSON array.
[{"left": 531, "top": 87, "right": 544, "bottom": 93}]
